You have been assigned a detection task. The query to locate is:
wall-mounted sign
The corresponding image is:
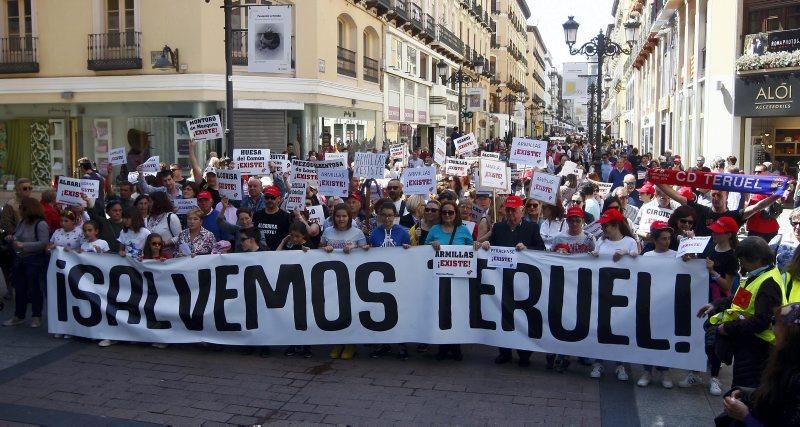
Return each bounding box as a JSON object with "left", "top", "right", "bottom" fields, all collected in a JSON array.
[
  {"left": 744, "top": 29, "right": 800, "bottom": 56},
  {"left": 735, "top": 74, "right": 800, "bottom": 117}
]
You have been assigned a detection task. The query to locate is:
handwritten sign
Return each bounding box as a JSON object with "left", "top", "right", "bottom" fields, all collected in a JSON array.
[
  {"left": 290, "top": 160, "right": 318, "bottom": 185},
  {"left": 481, "top": 151, "right": 500, "bottom": 160},
  {"left": 307, "top": 205, "right": 325, "bottom": 226},
  {"left": 270, "top": 153, "right": 289, "bottom": 174},
  {"left": 175, "top": 198, "right": 198, "bottom": 214},
  {"left": 315, "top": 158, "right": 347, "bottom": 171},
  {"left": 479, "top": 158, "right": 507, "bottom": 190},
  {"left": 109, "top": 147, "right": 126, "bottom": 166},
  {"left": 509, "top": 138, "right": 547, "bottom": 167},
  {"left": 56, "top": 177, "right": 83, "bottom": 206},
  {"left": 529, "top": 172, "right": 560, "bottom": 205},
  {"left": 186, "top": 114, "right": 223, "bottom": 141},
  {"left": 390, "top": 144, "right": 405, "bottom": 161},
  {"left": 325, "top": 152, "right": 348, "bottom": 164},
  {"left": 354, "top": 152, "right": 387, "bottom": 180},
  {"left": 233, "top": 149, "right": 271, "bottom": 175},
  {"left": 317, "top": 167, "right": 349, "bottom": 198},
  {"left": 142, "top": 156, "right": 160, "bottom": 173},
  {"left": 488, "top": 247, "right": 518, "bottom": 269},
  {"left": 676, "top": 236, "right": 712, "bottom": 258},
  {"left": 433, "top": 245, "right": 477, "bottom": 278},
  {"left": 434, "top": 136, "right": 447, "bottom": 165},
  {"left": 401, "top": 166, "right": 437, "bottom": 195},
  {"left": 285, "top": 181, "right": 308, "bottom": 212},
  {"left": 558, "top": 160, "right": 583, "bottom": 178},
  {"left": 216, "top": 170, "right": 242, "bottom": 201},
  {"left": 589, "top": 179, "right": 613, "bottom": 198},
  {"left": 80, "top": 179, "right": 100, "bottom": 201},
  {"left": 454, "top": 133, "right": 478, "bottom": 156}
]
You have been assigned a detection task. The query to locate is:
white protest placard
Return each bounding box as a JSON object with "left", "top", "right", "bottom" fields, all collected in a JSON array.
[
  {"left": 307, "top": 205, "right": 325, "bottom": 226},
  {"left": 470, "top": 205, "right": 485, "bottom": 222},
  {"left": 434, "top": 136, "right": 447, "bottom": 165},
  {"left": 462, "top": 220, "right": 477, "bottom": 236},
  {"left": 390, "top": 144, "right": 405, "bottom": 161},
  {"left": 186, "top": 115, "right": 224, "bottom": 142},
  {"left": 509, "top": 137, "right": 547, "bottom": 167},
  {"left": 433, "top": 245, "right": 477, "bottom": 278},
  {"left": 233, "top": 149, "right": 271, "bottom": 175},
  {"left": 175, "top": 198, "right": 198, "bottom": 214},
  {"left": 481, "top": 151, "right": 500, "bottom": 160},
  {"left": 488, "top": 247, "right": 518, "bottom": 269},
  {"left": 479, "top": 158, "right": 507, "bottom": 190},
  {"left": 454, "top": 133, "right": 478, "bottom": 156},
  {"left": 638, "top": 205, "right": 675, "bottom": 232},
  {"left": 529, "top": 172, "right": 560, "bottom": 205},
  {"left": 558, "top": 160, "right": 583, "bottom": 178},
  {"left": 56, "top": 177, "right": 83, "bottom": 206},
  {"left": 589, "top": 179, "right": 613, "bottom": 198},
  {"left": 585, "top": 221, "right": 603, "bottom": 239},
  {"left": 80, "top": 179, "right": 100, "bottom": 201},
  {"left": 676, "top": 236, "right": 712, "bottom": 258},
  {"left": 216, "top": 169, "right": 242, "bottom": 201},
  {"left": 401, "top": 166, "right": 437, "bottom": 195},
  {"left": 637, "top": 170, "right": 647, "bottom": 181},
  {"left": 325, "top": 152, "right": 348, "bottom": 165},
  {"left": 290, "top": 160, "right": 318, "bottom": 184},
  {"left": 270, "top": 153, "right": 289, "bottom": 174},
  {"left": 127, "top": 172, "right": 139, "bottom": 184},
  {"left": 142, "top": 156, "right": 160, "bottom": 173},
  {"left": 285, "top": 181, "right": 308, "bottom": 212},
  {"left": 315, "top": 158, "right": 347, "bottom": 171},
  {"left": 317, "top": 168, "right": 349, "bottom": 198},
  {"left": 354, "top": 152, "right": 387, "bottom": 180},
  {"left": 108, "top": 147, "right": 127, "bottom": 166}
]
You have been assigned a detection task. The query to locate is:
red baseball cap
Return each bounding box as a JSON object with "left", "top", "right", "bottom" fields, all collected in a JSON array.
[
  {"left": 197, "top": 191, "right": 212, "bottom": 200},
  {"left": 636, "top": 182, "right": 655, "bottom": 195},
  {"left": 649, "top": 220, "right": 674, "bottom": 234},
  {"left": 566, "top": 206, "right": 585, "bottom": 219},
  {"left": 673, "top": 155, "right": 682, "bottom": 163},
  {"left": 504, "top": 195, "right": 524, "bottom": 209},
  {"left": 597, "top": 208, "right": 626, "bottom": 225},
  {"left": 348, "top": 192, "right": 362, "bottom": 203},
  {"left": 263, "top": 185, "right": 282, "bottom": 198},
  {"left": 678, "top": 186, "right": 695, "bottom": 201},
  {"left": 708, "top": 216, "right": 739, "bottom": 234}
]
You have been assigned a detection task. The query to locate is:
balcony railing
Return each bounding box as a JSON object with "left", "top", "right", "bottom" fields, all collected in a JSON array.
[
  {"left": 232, "top": 29, "right": 247, "bottom": 65},
  {"left": 410, "top": 3, "right": 424, "bottom": 32},
  {"left": 337, "top": 46, "right": 356, "bottom": 77},
  {"left": 424, "top": 14, "right": 436, "bottom": 39},
  {"left": 364, "top": 56, "right": 380, "bottom": 83},
  {"left": 389, "top": 0, "right": 407, "bottom": 23},
  {"left": 436, "top": 24, "right": 463, "bottom": 55},
  {"left": 0, "top": 35, "right": 38, "bottom": 74},
  {"left": 87, "top": 31, "right": 142, "bottom": 71}
]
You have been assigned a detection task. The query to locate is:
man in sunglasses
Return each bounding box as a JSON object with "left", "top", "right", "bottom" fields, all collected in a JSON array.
[
  {"left": 386, "top": 179, "right": 408, "bottom": 219},
  {"left": 252, "top": 185, "right": 292, "bottom": 250},
  {"left": 169, "top": 163, "right": 187, "bottom": 188}
]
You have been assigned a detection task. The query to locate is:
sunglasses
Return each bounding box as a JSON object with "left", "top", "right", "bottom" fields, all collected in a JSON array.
[
  {"left": 387, "top": 186, "right": 400, "bottom": 190},
  {"left": 679, "top": 218, "right": 695, "bottom": 225},
  {"left": 526, "top": 203, "right": 539, "bottom": 208},
  {"left": 424, "top": 208, "right": 439, "bottom": 213},
  {"left": 151, "top": 242, "right": 163, "bottom": 247},
  {"left": 20, "top": 186, "right": 32, "bottom": 191},
  {"left": 441, "top": 210, "right": 456, "bottom": 216},
  {"left": 571, "top": 199, "right": 583, "bottom": 204},
  {"left": 264, "top": 195, "right": 277, "bottom": 200}
]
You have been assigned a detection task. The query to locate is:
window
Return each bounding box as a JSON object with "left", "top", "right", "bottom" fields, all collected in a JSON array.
[
  {"left": 747, "top": 6, "right": 800, "bottom": 33},
  {"left": 419, "top": 52, "right": 428, "bottom": 80},
  {"left": 406, "top": 46, "right": 417, "bottom": 75},
  {"left": 390, "top": 37, "right": 402, "bottom": 68},
  {"left": 106, "top": 0, "right": 134, "bottom": 32},
  {"left": 6, "top": 0, "right": 32, "bottom": 37}
]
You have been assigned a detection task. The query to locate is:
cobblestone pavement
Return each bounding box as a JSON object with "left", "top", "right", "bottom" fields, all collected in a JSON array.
[{"left": 0, "top": 309, "right": 726, "bottom": 426}]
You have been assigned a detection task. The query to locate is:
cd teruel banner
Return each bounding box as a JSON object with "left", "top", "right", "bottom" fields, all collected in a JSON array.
[
  {"left": 248, "top": 5, "right": 292, "bottom": 73},
  {"left": 47, "top": 247, "right": 707, "bottom": 370}
]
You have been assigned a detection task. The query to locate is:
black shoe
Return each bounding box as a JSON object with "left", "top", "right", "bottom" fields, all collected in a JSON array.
[
  {"left": 554, "top": 357, "right": 570, "bottom": 373},
  {"left": 370, "top": 345, "right": 392, "bottom": 358},
  {"left": 258, "top": 347, "right": 272, "bottom": 358},
  {"left": 416, "top": 344, "right": 429, "bottom": 353},
  {"left": 397, "top": 349, "right": 409, "bottom": 360},
  {"left": 284, "top": 346, "right": 297, "bottom": 356},
  {"left": 518, "top": 358, "right": 531, "bottom": 368},
  {"left": 545, "top": 354, "right": 556, "bottom": 370},
  {"left": 299, "top": 347, "right": 313, "bottom": 358},
  {"left": 495, "top": 353, "right": 511, "bottom": 364}
]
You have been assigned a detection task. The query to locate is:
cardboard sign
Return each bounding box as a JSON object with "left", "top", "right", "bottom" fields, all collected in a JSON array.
[
  {"left": 109, "top": 147, "right": 127, "bottom": 166},
  {"left": 56, "top": 177, "right": 83, "bottom": 206},
  {"left": 481, "top": 151, "right": 500, "bottom": 160},
  {"left": 317, "top": 167, "right": 349, "bottom": 198},
  {"left": 676, "top": 236, "right": 712, "bottom": 258},
  {"left": 434, "top": 136, "right": 447, "bottom": 165},
  {"left": 216, "top": 169, "right": 242, "bottom": 201},
  {"left": 445, "top": 157, "right": 469, "bottom": 177},
  {"left": 270, "top": 153, "right": 289, "bottom": 174},
  {"left": 638, "top": 205, "right": 675, "bottom": 232},
  {"left": 589, "top": 179, "right": 613, "bottom": 198},
  {"left": 488, "top": 247, "right": 518, "bottom": 269},
  {"left": 454, "top": 133, "right": 478, "bottom": 156},
  {"left": 175, "top": 198, "right": 198, "bottom": 214},
  {"left": 390, "top": 144, "right": 405, "bottom": 161},
  {"left": 585, "top": 221, "right": 603, "bottom": 239},
  {"left": 637, "top": 170, "right": 647, "bottom": 181},
  {"left": 433, "top": 245, "right": 477, "bottom": 278},
  {"left": 233, "top": 149, "right": 271, "bottom": 175},
  {"left": 325, "top": 152, "right": 348, "bottom": 165},
  {"left": 529, "top": 172, "right": 560, "bottom": 205},
  {"left": 80, "top": 179, "right": 100, "bottom": 201},
  {"left": 186, "top": 115, "right": 224, "bottom": 141},
  {"left": 307, "top": 205, "right": 325, "bottom": 226},
  {"left": 470, "top": 205, "right": 485, "bottom": 222},
  {"left": 401, "top": 166, "right": 437, "bottom": 195},
  {"left": 509, "top": 138, "right": 547, "bottom": 167},
  {"left": 479, "top": 158, "right": 508, "bottom": 190},
  {"left": 290, "top": 160, "right": 318, "bottom": 184},
  {"left": 285, "top": 181, "right": 308, "bottom": 212},
  {"left": 558, "top": 160, "right": 583, "bottom": 178},
  {"left": 315, "top": 158, "right": 347, "bottom": 171},
  {"left": 142, "top": 156, "right": 160, "bottom": 173},
  {"left": 354, "top": 152, "right": 387, "bottom": 180}
]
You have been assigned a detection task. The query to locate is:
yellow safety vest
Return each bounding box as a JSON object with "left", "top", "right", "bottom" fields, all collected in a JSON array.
[
  {"left": 710, "top": 266, "right": 786, "bottom": 344},
  {"left": 784, "top": 272, "right": 800, "bottom": 303}
]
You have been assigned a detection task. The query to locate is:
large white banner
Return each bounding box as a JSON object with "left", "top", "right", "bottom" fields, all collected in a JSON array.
[
  {"left": 248, "top": 6, "right": 292, "bottom": 73},
  {"left": 47, "top": 248, "right": 707, "bottom": 370}
]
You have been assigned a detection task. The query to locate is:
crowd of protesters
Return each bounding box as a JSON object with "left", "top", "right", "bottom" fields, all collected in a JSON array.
[{"left": 1, "top": 133, "right": 799, "bottom": 425}]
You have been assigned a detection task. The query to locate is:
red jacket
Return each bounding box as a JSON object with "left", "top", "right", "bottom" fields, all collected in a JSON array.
[{"left": 41, "top": 201, "right": 60, "bottom": 235}]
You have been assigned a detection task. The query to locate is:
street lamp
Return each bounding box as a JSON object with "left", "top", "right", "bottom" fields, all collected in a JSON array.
[
  {"left": 563, "top": 15, "right": 639, "bottom": 172},
  {"left": 437, "top": 57, "right": 485, "bottom": 134},
  {"left": 495, "top": 86, "right": 517, "bottom": 142}
]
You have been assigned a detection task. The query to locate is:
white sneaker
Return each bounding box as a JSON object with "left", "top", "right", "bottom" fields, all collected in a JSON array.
[
  {"left": 590, "top": 363, "right": 603, "bottom": 378},
  {"left": 709, "top": 377, "right": 723, "bottom": 396},
  {"left": 152, "top": 343, "right": 168, "bottom": 349},
  {"left": 678, "top": 372, "right": 703, "bottom": 388},
  {"left": 637, "top": 371, "right": 651, "bottom": 387},
  {"left": 616, "top": 365, "right": 629, "bottom": 381},
  {"left": 2, "top": 317, "right": 25, "bottom": 327},
  {"left": 661, "top": 372, "right": 674, "bottom": 389},
  {"left": 53, "top": 334, "right": 62, "bottom": 338},
  {"left": 63, "top": 335, "right": 71, "bottom": 339},
  {"left": 98, "top": 339, "right": 116, "bottom": 347}
]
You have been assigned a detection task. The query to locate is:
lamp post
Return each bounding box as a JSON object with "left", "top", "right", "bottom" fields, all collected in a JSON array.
[
  {"left": 495, "top": 87, "right": 518, "bottom": 142},
  {"left": 563, "top": 15, "right": 639, "bottom": 172},
  {"left": 437, "top": 57, "right": 485, "bottom": 135}
]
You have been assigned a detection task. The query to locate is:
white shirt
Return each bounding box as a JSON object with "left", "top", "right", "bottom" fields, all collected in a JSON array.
[
  {"left": 50, "top": 228, "right": 82, "bottom": 251},
  {"left": 146, "top": 212, "right": 182, "bottom": 240},
  {"left": 118, "top": 228, "right": 151, "bottom": 259},
  {"left": 596, "top": 236, "right": 638, "bottom": 255},
  {"left": 81, "top": 239, "right": 110, "bottom": 253},
  {"left": 408, "top": 158, "right": 424, "bottom": 168},
  {"left": 539, "top": 218, "right": 566, "bottom": 250},
  {"left": 643, "top": 249, "right": 677, "bottom": 258}
]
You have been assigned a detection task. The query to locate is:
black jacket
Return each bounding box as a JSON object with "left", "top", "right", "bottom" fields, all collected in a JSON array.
[{"left": 489, "top": 220, "right": 545, "bottom": 250}]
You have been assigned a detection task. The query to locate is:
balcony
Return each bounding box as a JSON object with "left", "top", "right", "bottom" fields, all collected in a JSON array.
[
  {"left": 409, "top": 4, "right": 424, "bottom": 34},
  {"left": 491, "top": 0, "right": 500, "bottom": 14},
  {"left": 423, "top": 14, "right": 436, "bottom": 41},
  {"left": 337, "top": 46, "right": 356, "bottom": 78},
  {"left": 87, "top": 31, "right": 142, "bottom": 71},
  {"left": 0, "top": 36, "right": 39, "bottom": 74},
  {"left": 432, "top": 24, "right": 463, "bottom": 57},
  {"left": 364, "top": 56, "right": 380, "bottom": 83},
  {"left": 231, "top": 29, "right": 247, "bottom": 65},
  {"left": 474, "top": 4, "right": 483, "bottom": 19},
  {"left": 365, "top": 0, "right": 391, "bottom": 16},
  {"left": 387, "top": 0, "right": 408, "bottom": 25}
]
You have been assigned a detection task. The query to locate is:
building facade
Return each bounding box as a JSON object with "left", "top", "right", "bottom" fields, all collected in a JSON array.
[{"left": 489, "top": 0, "right": 530, "bottom": 141}]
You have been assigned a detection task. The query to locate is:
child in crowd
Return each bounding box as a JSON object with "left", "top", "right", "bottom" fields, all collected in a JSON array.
[
  {"left": 117, "top": 211, "right": 150, "bottom": 261},
  {"left": 79, "top": 221, "right": 110, "bottom": 253},
  {"left": 277, "top": 222, "right": 313, "bottom": 251},
  {"left": 47, "top": 210, "right": 82, "bottom": 252},
  {"left": 142, "top": 233, "right": 171, "bottom": 261}
]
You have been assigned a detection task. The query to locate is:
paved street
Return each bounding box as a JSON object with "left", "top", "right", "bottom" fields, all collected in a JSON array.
[{"left": 0, "top": 306, "right": 726, "bottom": 427}]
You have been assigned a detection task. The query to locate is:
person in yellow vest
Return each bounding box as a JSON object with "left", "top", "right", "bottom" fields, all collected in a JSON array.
[
  {"left": 699, "top": 237, "right": 786, "bottom": 388},
  {"left": 780, "top": 209, "right": 800, "bottom": 303}
]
